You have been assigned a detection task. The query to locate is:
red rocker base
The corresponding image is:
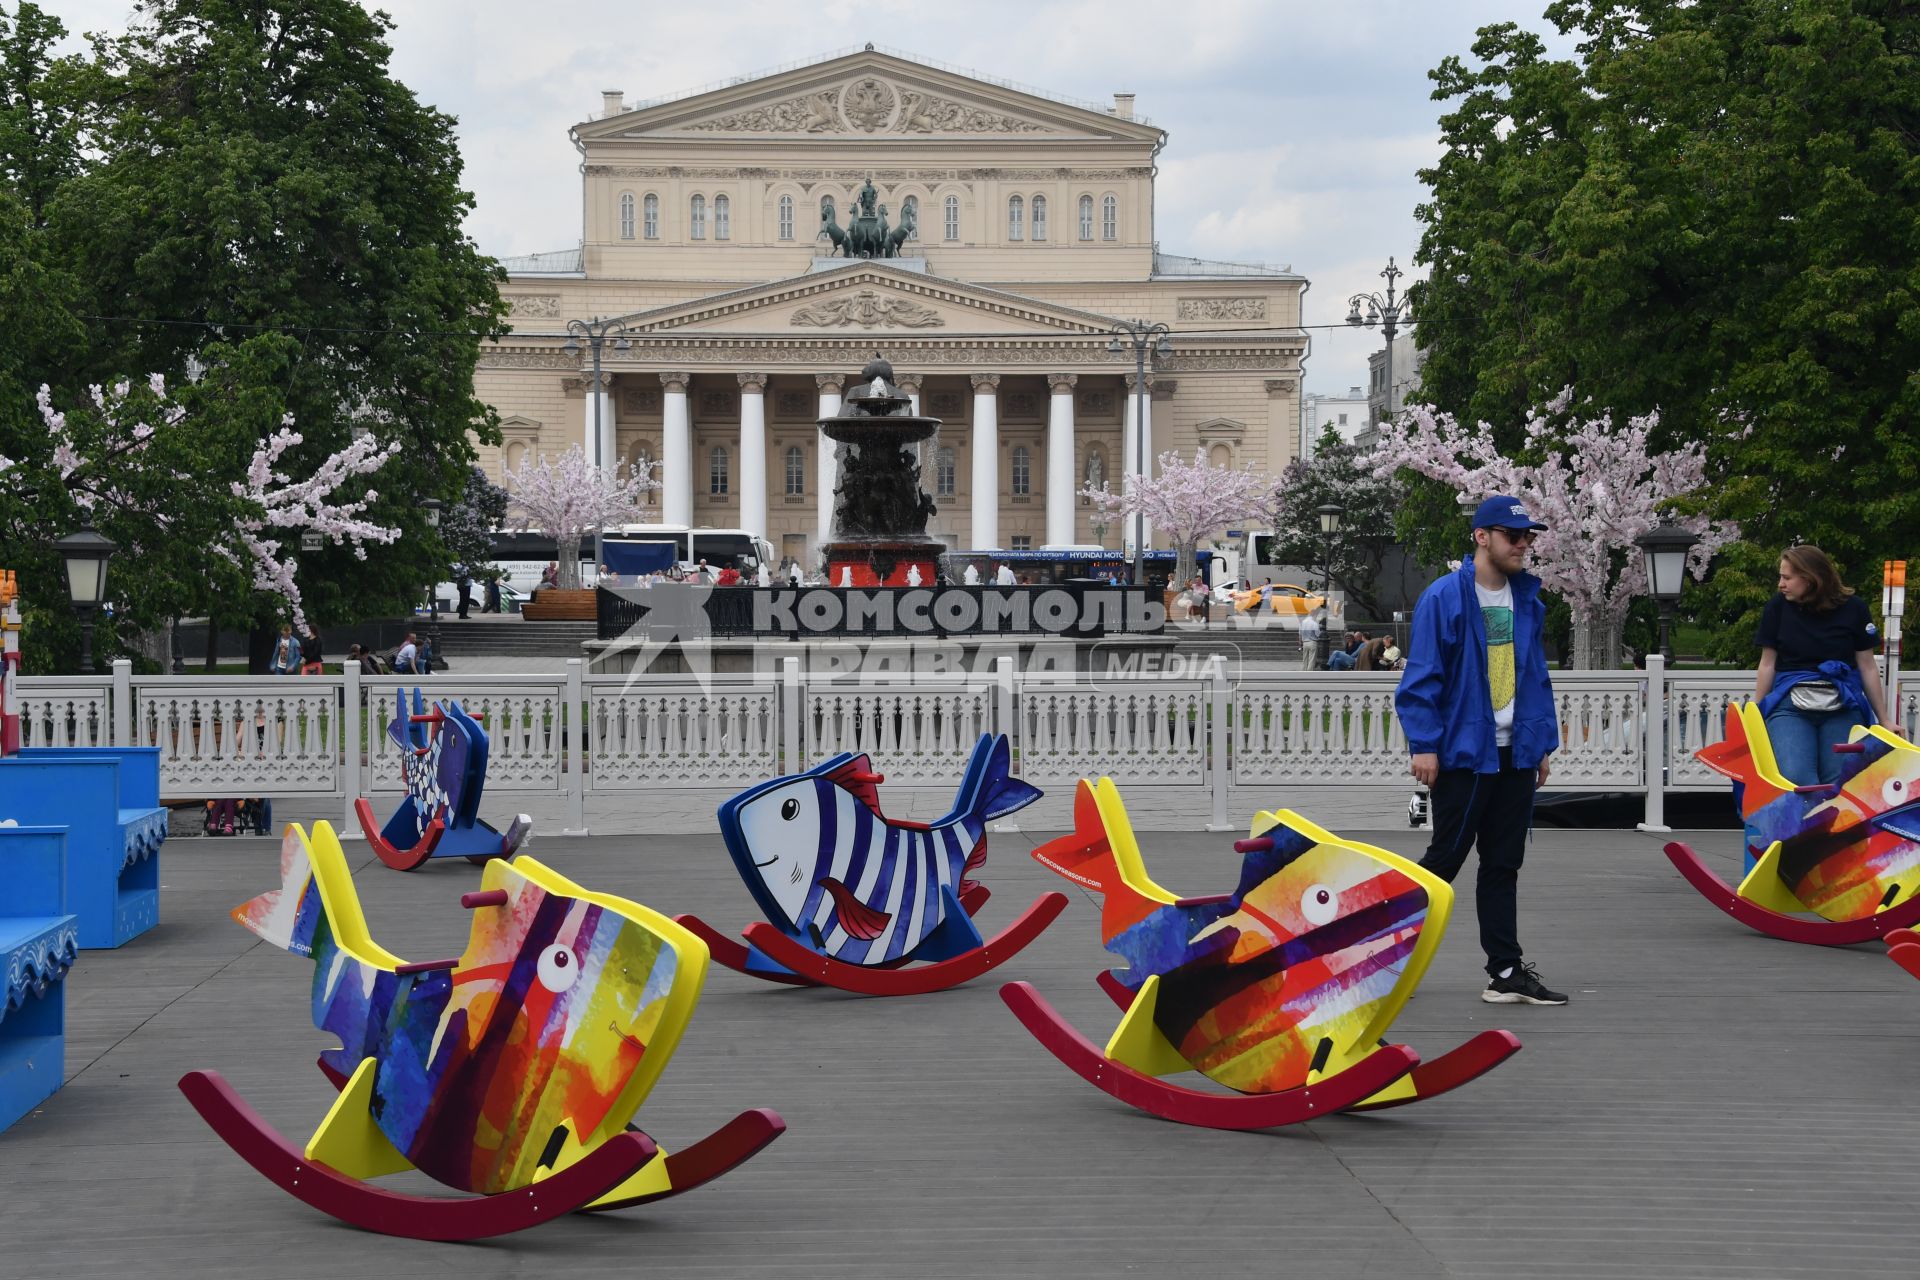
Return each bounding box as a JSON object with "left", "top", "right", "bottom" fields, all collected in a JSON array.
[
  {"left": 354, "top": 797, "right": 446, "bottom": 872},
  {"left": 1000, "top": 981, "right": 1422, "bottom": 1130},
  {"left": 1885, "top": 928, "right": 1920, "bottom": 980},
  {"left": 178, "top": 1070, "right": 658, "bottom": 1240},
  {"left": 1664, "top": 841, "right": 1920, "bottom": 946},
  {"left": 680, "top": 888, "right": 1064, "bottom": 996}
]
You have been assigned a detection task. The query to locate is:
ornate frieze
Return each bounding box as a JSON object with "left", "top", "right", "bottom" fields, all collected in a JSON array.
[
  {"left": 775, "top": 390, "right": 811, "bottom": 416},
  {"left": 687, "top": 89, "right": 842, "bottom": 134},
  {"left": 504, "top": 294, "right": 562, "bottom": 318},
  {"left": 479, "top": 348, "right": 578, "bottom": 370},
  {"left": 1078, "top": 390, "right": 1116, "bottom": 415},
  {"left": 1264, "top": 378, "right": 1299, "bottom": 394},
  {"left": 621, "top": 388, "right": 662, "bottom": 415},
  {"left": 1177, "top": 297, "right": 1268, "bottom": 322},
  {"left": 679, "top": 78, "right": 1056, "bottom": 136},
  {"left": 698, "top": 388, "right": 738, "bottom": 416},
  {"left": 1004, "top": 391, "right": 1039, "bottom": 418},
  {"left": 790, "top": 289, "right": 945, "bottom": 328},
  {"left": 928, "top": 391, "right": 966, "bottom": 416}
]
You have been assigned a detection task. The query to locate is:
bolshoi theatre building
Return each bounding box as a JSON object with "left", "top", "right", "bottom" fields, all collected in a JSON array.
[{"left": 475, "top": 47, "right": 1307, "bottom": 569}]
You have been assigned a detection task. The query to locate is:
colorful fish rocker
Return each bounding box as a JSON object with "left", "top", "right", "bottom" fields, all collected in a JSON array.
[
  {"left": 353, "top": 688, "right": 532, "bottom": 870},
  {"left": 1000, "top": 779, "right": 1522, "bottom": 1131},
  {"left": 1663, "top": 704, "right": 1920, "bottom": 945},
  {"left": 177, "top": 821, "right": 784, "bottom": 1240},
  {"left": 676, "top": 733, "right": 1069, "bottom": 996}
]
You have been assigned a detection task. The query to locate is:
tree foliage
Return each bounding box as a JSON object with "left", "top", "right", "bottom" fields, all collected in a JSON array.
[
  {"left": 1082, "top": 448, "right": 1267, "bottom": 587},
  {"left": 1412, "top": 3, "right": 1920, "bottom": 656},
  {"left": 505, "top": 446, "right": 656, "bottom": 591},
  {"left": 1261, "top": 427, "right": 1407, "bottom": 621},
  {"left": 443, "top": 466, "right": 509, "bottom": 580}
]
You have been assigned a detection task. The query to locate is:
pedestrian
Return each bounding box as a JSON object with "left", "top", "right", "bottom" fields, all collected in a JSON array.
[
  {"left": 994, "top": 562, "right": 1016, "bottom": 587},
  {"left": 788, "top": 560, "right": 804, "bottom": 588},
  {"left": 695, "top": 558, "right": 712, "bottom": 584},
  {"left": 1186, "top": 576, "right": 1211, "bottom": 628},
  {"left": 299, "top": 627, "right": 325, "bottom": 675},
  {"left": 393, "top": 631, "right": 419, "bottom": 675},
  {"left": 963, "top": 562, "right": 981, "bottom": 586},
  {"left": 1394, "top": 494, "right": 1566, "bottom": 1006},
  {"left": 1298, "top": 606, "right": 1321, "bottom": 670},
  {"left": 1354, "top": 635, "right": 1390, "bottom": 671},
  {"left": 539, "top": 562, "right": 559, "bottom": 590},
  {"left": 1753, "top": 544, "right": 1888, "bottom": 787},
  {"left": 484, "top": 575, "right": 502, "bottom": 614},
  {"left": 455, "top": 571, "right": 472, "bottom": 619},
  {"left": 269, "top": 624, "right": 302, "bottom": 675}
]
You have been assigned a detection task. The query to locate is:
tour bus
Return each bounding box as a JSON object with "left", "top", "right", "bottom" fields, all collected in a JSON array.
[
  {"left": 942, "top": 547, "right": 1221, "bottom": 591},
  {"left": 600, "top": 524, "right": 777, "bottom": 581}
]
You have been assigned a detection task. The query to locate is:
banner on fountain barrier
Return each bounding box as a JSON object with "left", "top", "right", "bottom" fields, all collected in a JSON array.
[{"left": 598, "top": 584, "right": 1166, "bottom": 641}]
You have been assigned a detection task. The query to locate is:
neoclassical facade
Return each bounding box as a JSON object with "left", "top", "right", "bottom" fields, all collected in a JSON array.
[{"left": 476, "top": 48, "right": 1306, "bottom": 566}]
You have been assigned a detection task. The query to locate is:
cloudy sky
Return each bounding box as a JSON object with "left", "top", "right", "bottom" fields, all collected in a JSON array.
[{"left": 49, "top": 0, "right": 1576, "bottom": 395}]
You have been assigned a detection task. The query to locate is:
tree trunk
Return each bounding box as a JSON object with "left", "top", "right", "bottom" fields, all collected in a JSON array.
[
  {"left": 556, "top": 548, "right": 581, "bottom": 590},
  {"left": 1175, "top": 541, "right": 1196, "bottom": 591},
  {"left": 203, "top": 622, "right": 219, "bottom": 672},
  {"left": 1569, "top": 604, "right": 1627, "bottom": 670}
]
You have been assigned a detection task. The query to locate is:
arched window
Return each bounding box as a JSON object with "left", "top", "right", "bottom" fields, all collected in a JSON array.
[
  {"left": 690, "top": 194, "right": 706, "bottom": 240},
  {"left": 1011, "top": 445, "right": 1031, "bottom": 496},
  {"left": 785, "top": 445, "right": 805, "bottom": 495},
  {"left": 714, "top": 194, "right": 730, "bottom": 240},
  {"left": 902, "top": 194, "right": 918, "bottom": 241},
  {"left": 709, "top": 444, "right": 728, "bottom": 496},
  {"left": 943, "top": 194, "right": 960, "bottom": 241},
  {"left": 643, "top": 193, "right": 659, "bottom": 239},
  {"left": 778, "top": 195, "right": 794, "bottom": 241},
  {"left": 1101, "top": 194, "right": 1118, "bottom": 241},
  {"left": 820, "top": 194, "right": 836, "bottom": 219},
  {"left": 504, "top": 441, "right": 527, "bottom": 478},
  {"left": 1209, "top": 443, "right": 1232, "bottom": 469},
  {"left": 1007, "top": 194, "right": 1024, "bottom": 241},
  {"left": 1079, "top": 194, "right": 1094, "bottom": 241},
  {"left": 1031, "top": 195, "right": 1047, "bottom": 242},
  {"left": 936, "top": 447, "right": 956, "bottom": 497},
  {"left": 618, "top": 192, "right": 635, "bottom": 240}
]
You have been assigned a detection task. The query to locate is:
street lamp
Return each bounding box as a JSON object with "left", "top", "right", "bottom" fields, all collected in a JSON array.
[
  {"left": 1634, "top": 521, "right": 1699, "bottom": 663},
  {"left": 53, "top": 527, "right": 116, "bottom": 675},
  {"left": 422, "top": 498, "right": 444, "bottom": 665},
  {"left": 1106, "top": 319, "right": 1173, "bottom": 587},
  {"left": 564, "top": 316, "right": 633, "bottom": 571},
  {"left": 1316, "top": 502, "right": 1344, "bottom": 669},
  {"left": 1346, "top": 256, "right": 1413, "bottom": 429}
]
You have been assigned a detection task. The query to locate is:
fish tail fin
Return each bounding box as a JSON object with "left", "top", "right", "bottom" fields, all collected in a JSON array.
[
  {"left": 954, "top": 733, "right": 1042, "bottom": 824},
  {"left": 232, "top": 821, "right": 391, "bottom": 966},
  {"left": 1031, "top": 778, "right": 1167, "bottom": 940},
  {"left": 1697, "top": 703, "right": 1787, "bottom": 813}
]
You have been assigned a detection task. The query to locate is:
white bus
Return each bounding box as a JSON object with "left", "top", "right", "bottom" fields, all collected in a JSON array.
[{"left": 601, "top": 525, "right": 777, "bottom": 580}]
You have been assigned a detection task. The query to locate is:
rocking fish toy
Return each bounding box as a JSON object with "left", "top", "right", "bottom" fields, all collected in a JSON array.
[
  {"left": 1664, "top": 704, "right": 1920, "bottom": 945},
  {"left": 177, "top": 821, "right": 783, "bottom": 1240},
  {"left": 353, "top": 688, "right": 531, "bottom": 870},
  {"left": 1001, "top": 779, "right": 1520, "bottom": 1130},
  {"left": 677, "top": 734, "right": 1067, "bottom": 995}
]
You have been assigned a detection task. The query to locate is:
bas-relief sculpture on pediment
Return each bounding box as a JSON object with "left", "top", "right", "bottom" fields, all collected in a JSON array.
[
  {"left": 790, "top": 288, "right": 945, "bottom": 328},
  {"left": 680, "top": 76, "right": 1056, "bottom": 136}
]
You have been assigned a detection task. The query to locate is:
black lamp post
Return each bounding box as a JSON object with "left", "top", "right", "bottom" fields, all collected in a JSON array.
[
  {"left": 1106, "top": 319, "right": 1174, "bottom": 586},
  {"left": 564, "top": 316, "right": 633, "bottom": 570},
  {"left": 54, "top": 527, "right": 117, "bottom": 675},
  {"left": 422, "top": 498, "right": 444, "bottom": 664},
  {"left": 1634, "top": 521, "right": 1699, "bottom": 663},
  {"left": 1346, "top": 257, "right": 1413, "bottom": 429},
  {"left": 1316, "top": 502, "right": 1344, "bottom": 669}
]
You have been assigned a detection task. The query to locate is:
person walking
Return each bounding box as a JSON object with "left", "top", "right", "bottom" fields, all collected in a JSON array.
[
  {"left": 483, "top": 575, "right": 502, "bottom": 614},
  {"left": 1753, "top": 545, "right": 1889, "bottom": 783},
  {"left": 1395, "top": 495, "right": 1566, "bottom": 1006},
  {"left": 269, "top": 624, "right": 302, "bottom": 676},
  {"left": 455, "top": 571, "right": 472, "bottom": 619},
  {"left": 299, "top": 627, "right": 325, "bottom": 675},
  {"left": 1298, "top": 606, "right": 1322, "bottom": 670}
]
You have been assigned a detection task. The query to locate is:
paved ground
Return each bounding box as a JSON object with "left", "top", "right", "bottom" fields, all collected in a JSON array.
[{"left": 3, "top": 822, "right": 1913, "bottom": 1279}]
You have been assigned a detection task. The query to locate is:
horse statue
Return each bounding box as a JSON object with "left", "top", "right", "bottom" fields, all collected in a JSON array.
[
  {"left": 818, "top": 203, "right": 848, "bottom": 257},
  {"left": 885, "top": 202, "right": 917, "bottom": 258},
  {"left": 847, "top": 205, "right": 885, "bottom": 259}
]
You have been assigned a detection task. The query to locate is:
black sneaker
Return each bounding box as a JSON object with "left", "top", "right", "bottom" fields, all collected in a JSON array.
[{"left": 1481, "top": 961, "right": 1568, "bottom": 1005}]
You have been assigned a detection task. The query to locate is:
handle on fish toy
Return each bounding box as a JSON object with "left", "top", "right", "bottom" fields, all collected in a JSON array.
[
  {"left": 845, "top": 769, "right": 885, "bottom": 785},
  {"left": 1832, "top": 741, "right": 1867, "bottom": 754},
  {"left": 1233, "top": 836, "right": 1273, "bottom": 854},
  {"left": 409, "top": 712, "right": 448, "bottom": 725},
  {"left": 394, "top": 957, "right": 460, "bottom": 975},
  {"left": 462, "top": 889, "right": 508, "bottom": 909}
]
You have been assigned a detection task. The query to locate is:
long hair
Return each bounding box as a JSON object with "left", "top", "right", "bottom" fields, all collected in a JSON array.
[{"left": 1780, "top": 545, "right": 1852, "bottom": 612}]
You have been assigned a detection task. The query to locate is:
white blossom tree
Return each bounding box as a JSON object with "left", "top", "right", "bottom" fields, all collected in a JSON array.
[
  {"left": 503, "top": 444, "right": 658, "bottom": 590},
  {"left": 1369, "top": 390, "right": 1737, "bottom": 668},
  {"left": 1082, "top": 448, "right": 1269, "bottom": 587}
]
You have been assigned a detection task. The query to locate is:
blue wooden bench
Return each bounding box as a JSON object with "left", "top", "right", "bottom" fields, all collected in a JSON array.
[
  {"left": 0, "top": 823, "right": 78, "bottom": 1131},
  {"left": 0, "top": 748, "right": 166, "bottom": 948}
]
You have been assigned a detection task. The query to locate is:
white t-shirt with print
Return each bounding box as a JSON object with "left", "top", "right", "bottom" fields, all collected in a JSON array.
[{"left": 1475, "top": 579, "right": 1516, "bottom": 747}]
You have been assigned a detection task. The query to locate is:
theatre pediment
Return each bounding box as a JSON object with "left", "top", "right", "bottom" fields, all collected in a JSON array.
[{"left": 621, "top": 266, "right": 1123, "bottom": 338}]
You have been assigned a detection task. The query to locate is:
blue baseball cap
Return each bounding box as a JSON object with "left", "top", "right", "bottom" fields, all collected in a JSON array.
[{"left": 1469, "top": 495, "right": 1549, "bottom": 532}]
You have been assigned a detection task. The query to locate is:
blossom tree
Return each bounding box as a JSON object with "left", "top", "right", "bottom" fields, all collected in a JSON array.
[
  {"left": 1369, "top": 390, "right": 1737, "bottom": 668},
  {"left": 1082, "top": 448, "right": 1269, "bottom": 587},
  {"left": 503, "top": 445, "right": 658, "bottom": 589}
]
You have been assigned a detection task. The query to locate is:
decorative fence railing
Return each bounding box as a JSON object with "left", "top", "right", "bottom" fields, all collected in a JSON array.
[{"left": 13, "top": 656, "right": 1825, "bottom": 832}]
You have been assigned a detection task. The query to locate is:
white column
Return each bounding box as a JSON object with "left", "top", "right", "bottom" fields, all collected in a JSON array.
[
  {"left": 897, "top": 374, "right": 923, "bottom": 472},
  {"left": 970, "top": 372, "right": 1000, "bottom": 550},
  {"left": 660, "top": 372, "right": 692, "bottom": 527},
  {"left": 592, "top": 376, "right": 617, "bottom": 475},
  {"left": 815, "top": 373, "right": 844, "bottom": 555},
  {"left": 1046, "top": 373, "right": 1077, "bottom": 547},
  {"left": 736, "top": 372, "right": 767, "bottom": 543},
  {"left": 1122, "top": 373, "right": 1146, "bottom": 560}
]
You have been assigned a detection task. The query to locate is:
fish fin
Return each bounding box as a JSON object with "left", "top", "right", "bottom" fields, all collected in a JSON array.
[
  {"left": 908, "top": 885, "right": 985, "bottom": 963},
  {"left": 964, "top": 838, "right": 989, "bottom": 876},
  {"left": 1102, "top": 975, "right": 1190, "bottom": 1078},
  {"left": 1872, "top": 807, "right": 1920, "bottom": 843},
  {"left": 1701, "top": 703, "right": 1790, "bottom": 811},
  {"left": 825, "top": 753, "right": 886, "bottom": 817},
  {"left": 1031, "top": 779, "right": 1174, "bottom": 940},
  {"left": 963, "top": 734, "right": 1043, "bottom": 822},
  {"left": 232, "top": 823, "right": 322, "bottom": 952},
  {"left": 821, "top": 876, "right": 892, "bottom": 942},
  {"left": 501, "top": 814, "right": 534, "bottom": 856},
  {"left": 1737, "top": 840, "right": 1808, "bottom": 913},
  {"left": 303, "top": 1056, "right": 415, "bottom": 1179}
]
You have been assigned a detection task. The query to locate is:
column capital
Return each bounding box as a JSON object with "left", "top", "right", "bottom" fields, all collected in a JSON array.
[
  {"left": 893, "top": 372, "right": 922, "bottom": 394},
  {"left": 814, "top": 372, "right": 844, "bottom": 394},
  {"left": 1264, "top": 378, "right": 1298, "bottom": 396},
  {"left": 970, "top": 371, "right": 1001, "bottom": 392},
  {"left": 1123, "top": 372, "right": 1154, "bottom": 392},
  {"left": 1150, "top": 379, "right": 1177, "bottom": 401},
  {"left": 1047, "top": 373, "right": 1079, "bottom": 394},
  {"left": 736, "top": 371, "right": 769, "bottom": 394},
  {"left": 659, "top": 371, "right": 693, "bottom": 394}
]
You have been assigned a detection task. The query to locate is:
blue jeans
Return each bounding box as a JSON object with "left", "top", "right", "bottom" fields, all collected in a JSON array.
[{"left": 1750, "top": 704, "right": 1862, "bottom": 874}]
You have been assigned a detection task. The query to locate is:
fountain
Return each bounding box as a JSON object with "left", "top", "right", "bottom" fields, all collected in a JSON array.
[{"left": 819, "top": 354, "right": 946, "bottom": 587}]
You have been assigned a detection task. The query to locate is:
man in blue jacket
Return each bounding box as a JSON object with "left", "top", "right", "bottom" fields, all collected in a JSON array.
[{"left": 1394, "top": 495, "right": 1567, "bottom": 1005}]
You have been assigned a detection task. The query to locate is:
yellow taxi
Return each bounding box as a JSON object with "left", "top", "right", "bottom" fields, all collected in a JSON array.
[{"left": 1231, "top": 582, "right": 1327, "bottom": 617}]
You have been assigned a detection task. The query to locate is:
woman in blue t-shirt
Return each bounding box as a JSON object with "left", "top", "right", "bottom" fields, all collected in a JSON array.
[{"left": 1752, "top": 544, "right": 1889, "bottom": 786}]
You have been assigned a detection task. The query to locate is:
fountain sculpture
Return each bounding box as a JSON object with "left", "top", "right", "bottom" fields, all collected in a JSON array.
[{"left": 819, "top": 355, "right": 945, "bottom": 587}]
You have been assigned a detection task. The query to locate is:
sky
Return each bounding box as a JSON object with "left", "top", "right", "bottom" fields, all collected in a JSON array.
[{"left": 45, "top": 0, "right": 1577, "bottom": 396}]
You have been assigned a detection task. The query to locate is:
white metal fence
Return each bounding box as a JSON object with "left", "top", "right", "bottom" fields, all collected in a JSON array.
[{"left": 12, "top": 656, "right": 1819, "bottom": 833}]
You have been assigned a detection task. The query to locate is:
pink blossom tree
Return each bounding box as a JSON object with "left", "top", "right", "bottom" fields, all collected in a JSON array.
[
  {"left": 503, "top": 444, "right": 658, "bottom": 590},
  {"left": 1369, "top": 391, "right": 1737, "bottom": 668},
  {"left": 1082, "top": 448, "right": 1269, "bottom": 587}
]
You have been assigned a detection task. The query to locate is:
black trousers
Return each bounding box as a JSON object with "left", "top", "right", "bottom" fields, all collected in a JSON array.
[{"left": 1420, "top": 745, "right": 1536, "bottom": 976}]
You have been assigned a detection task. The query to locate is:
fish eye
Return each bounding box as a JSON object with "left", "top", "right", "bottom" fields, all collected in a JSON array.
[
  {"left": 536, "top": 944, "right": 581, "bottom": 992},
  {"left": 780, "top": 797, "right": 800, "bottom": 821},
  {"left": 1299, "top": 884, "right": 1339, "bottom": 926},
  {"left": 1884, "top": 778, "right": 1910, "bottom": 808}
]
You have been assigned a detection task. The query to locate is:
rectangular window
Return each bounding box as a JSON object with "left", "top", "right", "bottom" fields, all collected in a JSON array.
[
  {"left": 778, "top": 196, "right": 794, "bottom": 241},
  {"left": 1010, "top": 535, "right": 1032, "bottom": 551},
  {"left": 944, "top": 195, "right": 959, "bottom": 241},
  {"left": 1101, "top": 195, "right": 1117, "bottom": 241}
]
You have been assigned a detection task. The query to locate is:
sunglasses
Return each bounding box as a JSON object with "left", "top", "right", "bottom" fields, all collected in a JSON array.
[{"left": 1492, "top": 527, "right": 1540, "bottom": 544}]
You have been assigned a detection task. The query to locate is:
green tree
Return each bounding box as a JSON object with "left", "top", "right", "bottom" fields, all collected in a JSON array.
[
  {"left": 1263, "top": 426, "right": 1407, "bottom": 621},
  {"left": 1411, "top": 2, "right": 1920, "bottom": 657}
]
